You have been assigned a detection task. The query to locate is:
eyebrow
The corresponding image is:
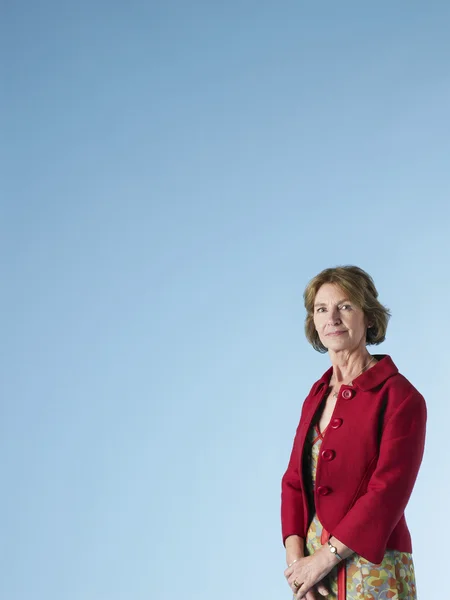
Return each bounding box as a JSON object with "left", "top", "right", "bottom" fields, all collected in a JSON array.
[{"left": 314, "top": 299, "right": 351, "bottom": 307}]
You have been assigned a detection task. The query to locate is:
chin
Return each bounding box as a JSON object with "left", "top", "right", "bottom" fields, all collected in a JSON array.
[{"left": 324, "top": 340, "right": 352, "bottom": 351}]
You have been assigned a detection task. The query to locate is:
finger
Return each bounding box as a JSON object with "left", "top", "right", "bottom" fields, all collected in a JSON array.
[
  {"left": 316, "top": 583, "right": 329, "bottom": 596},
  {"left": 298, "top": 582, "right": 315, "bottom": 600}
]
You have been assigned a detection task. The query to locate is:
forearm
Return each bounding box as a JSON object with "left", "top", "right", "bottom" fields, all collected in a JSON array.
[
  {"left": 313, "top": 534, "right": 355, "bottom": 570},
  {"left": 285, "top": 534, "right": 305, "bottom": 565},
  {"left": 328, "top": 535, "right": 354, "bottom": 560}
]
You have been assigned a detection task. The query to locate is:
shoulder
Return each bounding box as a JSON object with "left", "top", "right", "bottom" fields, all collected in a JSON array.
[
  {"left": 305, "top": 366, "right": 332, "bottom": 399},
  {"left": 296, "top": 368, "right": 331, "bottom": 417},
  {"left": 381, "top": 371, "right": 427, "bottom": 423},
  {"left": 384, "top": 371, "right": 425, "bottom": 403},
  {"left": 361, "top": 355, "right": 426, "bottom": 408}
]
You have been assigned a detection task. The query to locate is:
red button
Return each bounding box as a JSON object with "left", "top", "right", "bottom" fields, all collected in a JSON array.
[
  {"left": 317, "top": 486, "right": 332, "bottom": 496},
  {"left": 321, "top": 449, "right": 336, "bottom": 461},
  {"left": 342, "top": 389, "right": 353, "bottom": 399},
  {"left": 330, "top": 417, "right": 343, "bottom": 429}
]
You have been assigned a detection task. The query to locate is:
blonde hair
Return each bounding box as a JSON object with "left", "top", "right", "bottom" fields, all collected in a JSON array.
[{"left": 304, "top": 265, "right": 391, "bottom": 353}]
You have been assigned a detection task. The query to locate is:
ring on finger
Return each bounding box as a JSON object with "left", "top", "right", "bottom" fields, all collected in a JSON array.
[{"left": 293, "top": 579, "right": 301, "bottom": 589}]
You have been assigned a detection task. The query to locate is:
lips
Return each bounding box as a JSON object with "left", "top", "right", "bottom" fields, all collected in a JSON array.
[{"left": 326, "top": 330, "right": 347, "bottom": 336}]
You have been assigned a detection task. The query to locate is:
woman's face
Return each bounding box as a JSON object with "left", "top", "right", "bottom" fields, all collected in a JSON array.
[{"left": 313, "top": 283, "right": 369, "bottom": 353}]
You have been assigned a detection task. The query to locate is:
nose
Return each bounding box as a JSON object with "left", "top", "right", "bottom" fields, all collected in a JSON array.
[{"left": 328, "top": 307, "right": 341, "bottom": 325}]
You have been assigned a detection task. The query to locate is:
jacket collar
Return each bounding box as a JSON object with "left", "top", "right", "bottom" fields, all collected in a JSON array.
[{"left": 313, "top": 354, "right": 398, "bottom": 394}]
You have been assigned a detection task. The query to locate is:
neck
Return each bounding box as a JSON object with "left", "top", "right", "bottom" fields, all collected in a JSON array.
[{"left": 329, "top": 349, "right": 374, "bottom": 384}]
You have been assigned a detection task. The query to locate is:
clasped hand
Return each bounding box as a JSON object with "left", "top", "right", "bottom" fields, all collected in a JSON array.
[{"left": 284, "top": 551, "right": 335, "bottom": 599}]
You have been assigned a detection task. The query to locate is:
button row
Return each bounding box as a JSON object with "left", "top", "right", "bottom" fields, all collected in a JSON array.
[{"left": 317, "top": 416, "right": 344, "bottom": 498}]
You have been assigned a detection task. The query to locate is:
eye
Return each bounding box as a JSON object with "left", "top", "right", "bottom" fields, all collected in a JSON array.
[
  {"left": 316, "top": 307, "right": 326, "bottom": 313},
  {"left": 340, "top": 304, "right": 352, "bottom": 310}
]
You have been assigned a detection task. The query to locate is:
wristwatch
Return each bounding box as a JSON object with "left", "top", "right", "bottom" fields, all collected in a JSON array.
[{"left": 327, "top": 540, "right": 343, "bottom": 561}]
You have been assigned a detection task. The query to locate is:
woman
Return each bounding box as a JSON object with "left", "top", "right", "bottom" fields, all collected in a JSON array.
[{"left": 281, "top": 266, "right": 426, "bottom": 600}]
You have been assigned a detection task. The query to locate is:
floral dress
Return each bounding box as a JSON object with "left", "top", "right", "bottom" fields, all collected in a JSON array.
[{"left": 303, "top": 424, "right": 417, "bottom": 600}]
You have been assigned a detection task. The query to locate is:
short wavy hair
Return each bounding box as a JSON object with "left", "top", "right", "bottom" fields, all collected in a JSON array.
[{"left": 304, "top": 265, "right": 391, "bottom": 353}]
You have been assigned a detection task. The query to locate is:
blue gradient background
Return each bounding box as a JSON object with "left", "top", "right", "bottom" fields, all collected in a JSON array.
[{"left": 2, "top": 2, "right": 449, "bottom": 599}]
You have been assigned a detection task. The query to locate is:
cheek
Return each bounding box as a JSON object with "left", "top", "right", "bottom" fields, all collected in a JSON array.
[
  {"left": 314, "top": 317, "right": 326, "bottom": 333},
  {"left": 347, "top": 316, "right": 366, "bottom": 334}
]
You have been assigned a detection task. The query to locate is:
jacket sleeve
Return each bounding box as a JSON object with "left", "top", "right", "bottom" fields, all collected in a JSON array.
[
  {"left": 332, "top": 389, "right": 427, "bottom": 564},
  {"left": 281, "top": 421, "right": 307, "bottom": 543}
]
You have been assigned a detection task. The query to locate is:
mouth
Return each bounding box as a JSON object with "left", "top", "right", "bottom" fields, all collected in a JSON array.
[{"left": 326, "top": 330, "right": 347, "bottom": 337}]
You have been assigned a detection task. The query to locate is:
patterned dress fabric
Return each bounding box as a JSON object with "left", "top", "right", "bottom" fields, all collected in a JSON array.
[{"left": 302, "top": 424, "right": 417, "bottom": 600}]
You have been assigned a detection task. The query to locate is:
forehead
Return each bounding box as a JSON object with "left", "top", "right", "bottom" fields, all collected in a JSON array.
[{"left": 314, "top": 283, "right": 348, "bottom": 304}]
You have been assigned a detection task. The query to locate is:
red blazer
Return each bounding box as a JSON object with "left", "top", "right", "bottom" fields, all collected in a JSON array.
[{"left": 281, "top": 355, "right": 426, "bottom": 564}]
